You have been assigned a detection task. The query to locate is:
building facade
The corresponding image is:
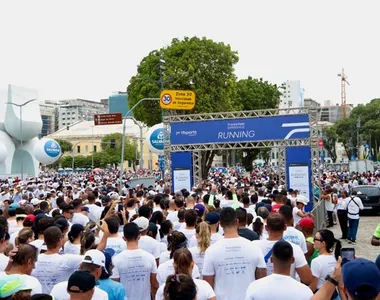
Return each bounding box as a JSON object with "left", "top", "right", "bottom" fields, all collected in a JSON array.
[
  {"left": 279, "top": 80, "right": 304, "bottom": 109},
  {"left": 39, "top": 103, "right": 56, "bottom": 138},
  {"left": 45, "top": 99, "right": 108, "bottom": 130},
  {"left": 108, "top": 92, "right": 130, "bottom": 117}
]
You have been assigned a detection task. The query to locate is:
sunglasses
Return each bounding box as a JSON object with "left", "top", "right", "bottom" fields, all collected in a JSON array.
[{"left": 314, "top": 237, "right": 323, "bottom": 242}]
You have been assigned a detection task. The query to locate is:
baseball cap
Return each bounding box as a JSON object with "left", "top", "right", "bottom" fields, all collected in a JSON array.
[
  {"left": 296, "top": 196, "right": 308, "bottom": 205},
  {"left": 297, "top": 217, "right": 315, "bottom": 229},
  {"left": 24, "top": 214, "right": 36, "bottom": 223},
  {"left": 8, "top": 203, "right": 20, "bottom": 211},
  {"left": 82, "top": 249, "right": 106, "bottom": 268},
  {"left": 343, "top": 258, "right": 380, "bottom": 298},
  {"left": 67, "top": 271, "right": 96, "bottom": 293},
  {"left": 0, "top": 274, "right": 37, "bottom": 298},
  {"left": 102, "top": 248, "right": 115, "bottom": 274},
  {"left": 133, "top": 217, "right": 149, "bottom": 231},
  {"left": 81, "top": 207, "right": 89, "bottom": 213},
  {"left": 194, "top": 204, "right": 205, "bottom": 217},
  {"left": 205, "top": 212, "right": 220, "bottom": 225},
  {"left": 31, "top": 199, "right": 40, "bottom": 206}
]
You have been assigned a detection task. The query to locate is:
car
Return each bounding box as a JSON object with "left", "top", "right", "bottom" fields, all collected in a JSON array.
[{"left": 352, "top": 185, "right": 380, "bottom": 213}]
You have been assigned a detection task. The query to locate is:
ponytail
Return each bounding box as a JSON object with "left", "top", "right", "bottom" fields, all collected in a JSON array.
[
  {"left": 334, "top": 238, "right": 342, "bottom": 261},
  {"left": 163, "top": 274, "right": 197, "bottom": 300},
  {"left": 318, "top": 229, "right": 341, "bottom": 260},
  {"left": 196, "top": 222, "right": 211, "bottom": 254}
]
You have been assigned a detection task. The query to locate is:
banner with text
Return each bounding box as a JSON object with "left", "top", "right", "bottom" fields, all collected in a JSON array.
[{"left": 170, "top": 114, "right": 310, "bottom": 145}]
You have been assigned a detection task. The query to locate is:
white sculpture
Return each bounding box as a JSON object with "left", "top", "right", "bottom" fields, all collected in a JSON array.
[{"left": 0, "top": 84, "right": 61, "bottom": 177}]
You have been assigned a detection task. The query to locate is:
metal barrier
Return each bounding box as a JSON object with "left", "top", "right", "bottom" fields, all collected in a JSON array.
[{"left": 311, "top": 198, "right": 326, "bottom": 230}]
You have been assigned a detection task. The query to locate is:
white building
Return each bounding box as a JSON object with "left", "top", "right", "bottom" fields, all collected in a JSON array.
[
  {"left": 45, "top": 99, "right": 108, "bottom": 130},
  {"left": 279, "top": 80, "right": 304, "bottom": 109}
]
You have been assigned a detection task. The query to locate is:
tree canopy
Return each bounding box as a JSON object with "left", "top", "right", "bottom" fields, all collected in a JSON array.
[
  {"left": 55, "top": 139, "right": 73, "bottom": 153},
  {"left": 127, "top": 36, "right": 281, "bottom": 177}
]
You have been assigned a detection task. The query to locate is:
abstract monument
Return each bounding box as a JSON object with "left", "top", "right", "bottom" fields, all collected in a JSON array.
[{"left": 0, "top": 85, "right": 61, "bottom": 177}]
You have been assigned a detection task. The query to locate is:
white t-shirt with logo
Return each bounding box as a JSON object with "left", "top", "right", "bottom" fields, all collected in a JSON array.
[
  {"left": 50, "top": 281, "right": 108, "bottom": 300},
  {"left": 0, "top": 254, "right": 9, "bottom": 271},
  {"left": 31, "top": 253, "right": 83, "bottom": 294},
  {"left": 283, "top": 227, "right": 307, "bottom": 254},
  {"left": 252, "top": 239, "right": 307, "bottom": 278},
  {"left": 157, "top": 258, "right": 200, "bottom": 287},
  {"left": 155, "top": 278, "right": 215, "bottom": 300},
  {"left": 0, "top": 272, "right": 42, "bottom": 296},
  {"left": 202, "top": 237, "right": 266, "bottom": 300},
  {"left": 111, "top": 249, "right": 157, "bottom": 300},
  {"left": 106, "top": 237, "right": 126, "bottom": 256},
  {"left": 245, "top": 273, "right": 313, "bottom": 300},
  {"left": 311, "top": 255, "right": 337, "bottom": 289},
  {"left": 138, "top": 235, "right": 160, "bottom": 259}
]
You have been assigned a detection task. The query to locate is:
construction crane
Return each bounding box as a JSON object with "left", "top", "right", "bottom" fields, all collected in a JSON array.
[{"left": 337, "top": 68, "right": 350, "bottom": 118}]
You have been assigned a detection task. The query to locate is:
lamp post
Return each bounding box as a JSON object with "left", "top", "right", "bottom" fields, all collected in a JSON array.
[
  {"left": 119, "top": 98, "right": 159, "bottom": 187},
  {"left": 6, "top": 99, "right": 37, "bottom": 180}
]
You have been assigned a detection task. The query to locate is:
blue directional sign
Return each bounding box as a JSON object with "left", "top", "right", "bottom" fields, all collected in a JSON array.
[
  {"left": 170, "top": 114, "right": 310, "bottom": 145},
  {"left": 158, "top": 155, "right": 165, "bottom": 170}
]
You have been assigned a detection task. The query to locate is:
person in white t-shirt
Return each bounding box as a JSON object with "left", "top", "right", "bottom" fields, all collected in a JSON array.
[
  {"left": 71, "top": 199, "right": 90, "bottom": 226},
  {"left": 32, "top": 226, "right": 83, "bottom": 294},
  {"left": 252, "top": 213, "right": 312, "bottom": 284},
  {"left": 50, "top": 249, "right": 109, "bottom": 300},
  {"left": 292, "top": 198, "right": 312, "bottom": 227},
  {"left": 64, "top": 224, "right": 84, "bottom": 255},
  {"left": 0, "top": 244, "right": 42, "bottom": 296},
  {"left": 245, "top": 240, "right": 313, "bottom": 300},
  {"left": 179, "top": 209, "right": 197, "bottom": 245},
  {"left": 202, "top": 207, "right": 267, "bottom": 300},
  {"left": 85, "top": 192, "right": 103, "bottom": 223},
  {"left": 133, "top": 217, "right": 161, "bottom": 264},
  {"left": 189, "top": 221, "right": 212, "bottom": 277},
  {"left": 65, "top": 270, "right": 97, "bottom": 300},
  {"left": 279, "top": 205, "right": 307, "bottom": 254},
  {"left": 104, "top": 217, "right": 126, "bottom": 255},
  {"left": 111, "top": 222, "right": 159, "bottom": 300},
  {"left": 309, "top": 229, "right": 341, "bottom": 297},
  {"left": 156, "top": 248, "right": 215, "bottom": 300}
]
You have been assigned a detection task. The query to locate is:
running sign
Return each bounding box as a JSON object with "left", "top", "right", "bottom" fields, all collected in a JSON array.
[{"left": 160, "top": 90, "right": 195, "bottom": 110}]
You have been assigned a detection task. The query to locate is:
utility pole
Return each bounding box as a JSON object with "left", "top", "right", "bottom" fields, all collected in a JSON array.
[
  {"left": 159, "top": 54, "right": 166, "bottom": 180},
  {"left": 338, "top": 69, "right": 350, "bottom": 118},
  {"left": 356, "top": 117, "right": 361, "bottom": 159}
]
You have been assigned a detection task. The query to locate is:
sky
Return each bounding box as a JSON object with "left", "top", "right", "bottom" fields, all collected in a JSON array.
[{"left": 1, "top": 0, "right": 379, "bottom": 106}]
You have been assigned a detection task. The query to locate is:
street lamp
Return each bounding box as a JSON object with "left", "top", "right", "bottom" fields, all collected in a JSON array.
[
  {"left": 119, "top": 98, "right": 159, "bottom": 187},
  {"left": 6, "top": 99, "right": 37, "bottom": 180}
]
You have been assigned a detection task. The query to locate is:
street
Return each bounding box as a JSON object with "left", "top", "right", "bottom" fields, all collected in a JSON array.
[{"left": 330, "top": 215, "right": 380, "bottom": 262}]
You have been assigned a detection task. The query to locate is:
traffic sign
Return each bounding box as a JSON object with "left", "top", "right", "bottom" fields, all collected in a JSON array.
[
  {"left": 160, "top": 90, "right": 195, "bottom": 110},
  {"left": 318, "top": 140, "right": 324, "bottom": 147},
  {"left": 94, "top": 113, "right": 122, "bottom": 126},
  {"left": 158, "top": 155, "right": 165, "bottom": 170}
]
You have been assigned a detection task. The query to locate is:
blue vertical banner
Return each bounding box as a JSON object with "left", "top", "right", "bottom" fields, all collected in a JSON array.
[
  {"left": 286, "top": 146, "right": 313, "bottom": 212},
  {"left": 171, "top": 152, "right": 193, "bottom": 193}
]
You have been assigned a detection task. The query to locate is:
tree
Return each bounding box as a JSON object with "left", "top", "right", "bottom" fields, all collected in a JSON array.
[
  {"left": 55, "top": 139, "right": 73, "bottom": 153},
  {"left": 101, "top": 133, "right": 137, "bottom": 168},
  {"left": 127, "top": 36, "right": 240, "bottom": 178},
  {"left": 235, "top": 77, "right": 282, "bottom": 170},
  {"left": 323, "top": 126, "right": 338, "bottom": 162}
]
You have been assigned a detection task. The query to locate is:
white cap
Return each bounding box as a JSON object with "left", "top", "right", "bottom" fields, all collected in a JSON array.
[
  {"left": 133, "top": 217, "right": 149, "bottom": 231},
  {"left": 82, "top": 249, "right": 106, "bottom": 268},
  {"left": 296, "top": 195, "right": 308, "bottom": 205},
  {"left": 31, "top": 199, "right": 40, "bottom": 206},
  {"left": 148, "top": 190, "right": 156, "bottom": 196}
]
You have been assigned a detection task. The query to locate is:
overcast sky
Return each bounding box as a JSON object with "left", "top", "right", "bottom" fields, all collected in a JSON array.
[{"left": 1, "top": 0, "right": 379, "bottom": 106}]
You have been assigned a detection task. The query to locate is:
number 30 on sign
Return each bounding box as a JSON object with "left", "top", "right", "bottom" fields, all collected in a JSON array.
[{"left": 160, "top": 90, "right": 196, "bottom": 110}]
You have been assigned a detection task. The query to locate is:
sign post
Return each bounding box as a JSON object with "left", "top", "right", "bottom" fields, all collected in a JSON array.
[
  {"left": 94, "top": 113, "right": 122, "bottom": 126},
  {"left": 160, "top": 90, "right": 196, "bottom": 110}
]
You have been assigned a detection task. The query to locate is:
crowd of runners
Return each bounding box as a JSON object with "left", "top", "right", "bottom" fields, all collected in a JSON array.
[{"left": 0, "top": 167, "right": 379, "bottom": 300}]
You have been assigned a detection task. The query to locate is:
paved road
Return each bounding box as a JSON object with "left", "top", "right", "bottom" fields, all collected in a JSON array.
[{"left": 330, "top": 215, "right": 380, "bottom": 262}]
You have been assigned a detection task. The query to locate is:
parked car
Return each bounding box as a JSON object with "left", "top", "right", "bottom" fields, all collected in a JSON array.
[{"left": 352, "top": 185, "right": 380, "bottom": 213}]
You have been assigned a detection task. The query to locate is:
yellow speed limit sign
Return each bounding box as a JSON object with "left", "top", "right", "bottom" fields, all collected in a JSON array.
[{"left": 160, "top": 90, "right": 196, "bottom": 110}]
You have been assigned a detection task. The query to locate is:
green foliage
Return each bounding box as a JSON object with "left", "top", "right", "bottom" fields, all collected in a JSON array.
[
  {"left": 101, "top": 133, "right": 137, "bottom": 167},
  {"left": 127, "top": 36, "right": 240, "bottom": 127},
  {"left": 332, "top": 98, "right": 380, "bottom": 160},
  {"left": 323, "top": 126, "right": 338, "bottom": 162},
  {"left": 55, "top": 139, "right": 73, "bottom": 153},
  {"left": 236, "top": 77, "right": 281, "bottom": 170}
]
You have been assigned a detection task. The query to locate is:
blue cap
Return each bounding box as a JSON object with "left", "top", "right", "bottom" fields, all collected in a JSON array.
[
  {"left": 8, "top": 203, "right": 20, "bottom": 211},
  {"left": 102, "top": 248, "right": 115, "bottom": 273},
  {"left": 205, "top": 212, "right": 220, "bottom": 225},
  {"left": 0, "top": 274, "right": 36, "bottom": 298},
  {"left": 343, "top": 258, "right": 380, "bottom": 298}
]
